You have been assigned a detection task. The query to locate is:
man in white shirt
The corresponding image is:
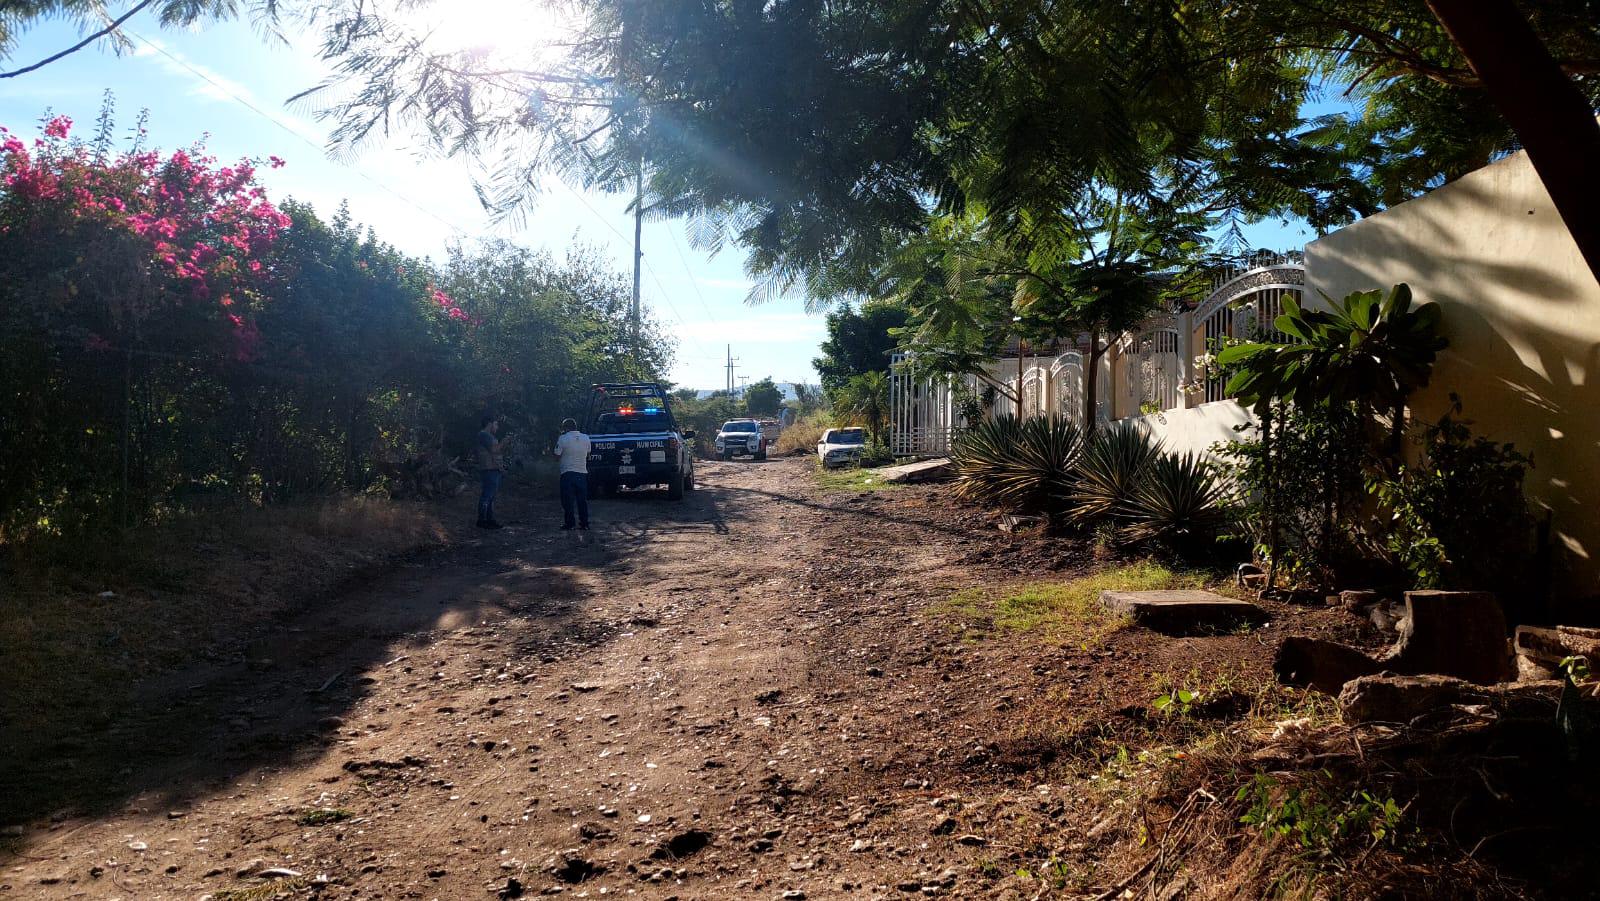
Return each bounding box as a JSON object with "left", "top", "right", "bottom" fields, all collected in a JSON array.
[{"left": 553, "top": 418, "right": 592, "bottom": 531}]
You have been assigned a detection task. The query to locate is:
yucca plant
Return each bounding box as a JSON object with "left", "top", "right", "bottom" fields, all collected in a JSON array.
[
  {"left": 1068, "top": 424, "right": 1161, "bottom": 520},
  {"left": 951, "top": 416, "right": 1084, "bottom": 511},
  {"left": 1122, "top": 452, "right": 1236, "bottom": 549}
]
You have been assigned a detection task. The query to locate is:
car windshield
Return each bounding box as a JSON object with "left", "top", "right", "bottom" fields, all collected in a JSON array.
[
  {"left": 721, "top": 420, "right": 758, "bottom": 433},
  {"left": 829, "top": 428, "right": 866, "bottom": 445},
  {"left": 594, "top": 411, "right": 672, "bottom": 434}
]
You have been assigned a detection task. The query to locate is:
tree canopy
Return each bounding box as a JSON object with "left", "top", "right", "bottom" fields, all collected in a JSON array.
[
  {"left": 0, "top": 108, "right": 672, "bottom": 539},
  {"left": 743, "top": 377, "right": 783, "bottom": 418},
  {"left": 293, "top": 0, "right": 1600, "bottom": 304},
  {"left": 813, "top": 301, "right": 909, "bottom": 395}
]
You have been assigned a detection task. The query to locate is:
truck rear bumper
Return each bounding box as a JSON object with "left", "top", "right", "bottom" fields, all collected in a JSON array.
[{"left": 590, "top": 463, "right": 681, "bottom": 486}]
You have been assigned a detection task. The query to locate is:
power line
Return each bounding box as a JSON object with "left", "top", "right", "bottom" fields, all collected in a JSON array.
[
  {"left": 125, "top": 28, "right": 473, "bottom": 238},
  {"left": 664, "top": 225, "right": 718, "bottom": 320},
  {"left": 549, "top": 179, "right": 720, "bottom": 362},
  {"left": 127, "top": 28, "right": 725, "bottom": 371},
  {"left": 641, "top": 256, "right": 719, "bottom": 362}
]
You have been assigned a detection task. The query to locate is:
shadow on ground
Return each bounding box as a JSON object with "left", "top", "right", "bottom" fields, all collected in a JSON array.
[{"left": 0, "top": 480, "right": 733, "bottom": 833}]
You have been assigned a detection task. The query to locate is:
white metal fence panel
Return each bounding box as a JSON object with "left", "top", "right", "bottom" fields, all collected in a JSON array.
[{"left": 889, "top": 353, "right": 961, "bottom": 457}]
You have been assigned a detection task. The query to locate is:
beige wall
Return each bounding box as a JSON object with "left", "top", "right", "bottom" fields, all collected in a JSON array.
[
  {"left": 1124, "top": 400, "right": 1255, "bottom": 459},
  {"left": 1307, "top": 150, "right": 1600, "bottom": 604}
]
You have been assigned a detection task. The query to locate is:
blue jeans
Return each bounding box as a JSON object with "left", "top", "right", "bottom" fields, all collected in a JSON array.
[
  {"left": 560, "top": 471, "right": 590, "bottom": 529},
  {"left": 478, "top": 470, "right": 502, "bottom": 522}
]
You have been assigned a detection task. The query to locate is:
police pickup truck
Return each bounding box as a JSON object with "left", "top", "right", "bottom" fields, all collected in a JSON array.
[{"left": 583, "top": 383, "right": 696, "bottom": 500}]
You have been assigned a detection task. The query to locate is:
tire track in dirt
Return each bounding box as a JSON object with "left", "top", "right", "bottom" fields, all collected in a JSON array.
[{"left": 5, "top": 458, "right": 1010, "bottom": 899}]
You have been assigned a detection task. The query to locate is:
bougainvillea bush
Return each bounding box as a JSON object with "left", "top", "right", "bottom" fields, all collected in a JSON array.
[
  {"left": 0, "top": 113, "right": 296, "bottom": 536},
  {"left": 0, "top": 108, "right": 668, "bottom": 541}
]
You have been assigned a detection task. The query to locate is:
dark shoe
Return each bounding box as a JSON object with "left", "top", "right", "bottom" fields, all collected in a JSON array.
[
  {"left": 560, "top": 525, "right": 575, "bottom": 531},
  {"left": 476, "top": 519, "right": 490, "bottom": 529},
  {"left": 483, "top": 520, "right": 504, "bottom": 530},
  {"left": 578, "top": 524, "right": 590, "bottom": 531}
]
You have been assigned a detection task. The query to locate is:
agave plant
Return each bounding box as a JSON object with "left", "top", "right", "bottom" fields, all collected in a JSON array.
[
  {"left": 951, "top": 416, "right": 1084, "bottom": 511},
  {"left": 1121, "top": 452, "right": 1236, "bottom": 547},
  {"left": 1068, "top": 424, "right": 1161, "bottom": 520}
]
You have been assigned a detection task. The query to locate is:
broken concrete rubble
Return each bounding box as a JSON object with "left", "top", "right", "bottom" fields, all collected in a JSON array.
[
  {"left": 1274, "top": 636, "right": 1381, "bottom": 695},
  {"left": 1339, "top": 673, "right": 1568, "bottom": 724},
  {"left": 1277, "top": 590, "right": 1513, "bottom": 695}
]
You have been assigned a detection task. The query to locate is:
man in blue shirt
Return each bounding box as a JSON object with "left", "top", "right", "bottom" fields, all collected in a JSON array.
[{"left": 475, "top": 415, "right": 505, "bottom": 529}]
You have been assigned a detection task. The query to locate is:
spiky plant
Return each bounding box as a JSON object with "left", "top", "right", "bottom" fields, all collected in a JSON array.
[
  {"left": 1122, "top": 452, "right": 1236, "bottom": 548},
  {"left": 1068, "top": 424, "right": 1161, "bottom": 521},
  {"left": 951, "top": 416, "right": 1084, "bottom": 511}
]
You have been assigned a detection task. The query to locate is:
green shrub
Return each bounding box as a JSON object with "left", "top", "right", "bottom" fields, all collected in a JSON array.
[
  {"left": 1367, "top": 396, "right": 1533, "bottom": 596},
  {"left": 1068, "top": 424, "right": 1161, "bottom": 520},
  {"left": 951, "top": 416, "right": 1084, "bottom": 511},
  {"left": 775, "top": 410, "right": 833, "bottom": 456},
  {"left": 1122, "top": 452, "right": 1235, "bottom": 550},
  {"left": 859, "top": 440, "right": 896, "bottom": 467}
]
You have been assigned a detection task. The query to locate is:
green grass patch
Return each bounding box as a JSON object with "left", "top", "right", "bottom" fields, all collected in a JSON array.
[
  {"left": 296, "top": 807, "right": 353, "bottom": 826},
  {"left": 934, "top": 561, "right": 1207, "bottom": 645},
  {"left": 210, "top": 877, "right": 312, "bottom": 901},
  {"left": 813, "top": 465, "right": 902, "bottom": 493}
]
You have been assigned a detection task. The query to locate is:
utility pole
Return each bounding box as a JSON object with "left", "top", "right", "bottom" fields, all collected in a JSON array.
[
  {"left": 630, "top": 158, "right": 644, "bottom": 349},
  {"left": 725, "top": 344, "right": 740, "bottom": 394}
]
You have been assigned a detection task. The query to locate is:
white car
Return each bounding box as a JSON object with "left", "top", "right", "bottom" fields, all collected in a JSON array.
[
  {"left": 714, "top": 419, "right": 768, "bottom": 460},
  {"left": 816, "top": 427, "right": 867, "bottom": 468}
]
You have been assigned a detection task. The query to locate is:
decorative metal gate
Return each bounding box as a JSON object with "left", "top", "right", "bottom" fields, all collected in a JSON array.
[
  {"left": 1190, "top": 252, "right": 1306, "bottom": 403},
  {"left": 889, "top": 353, "right": 962, "bottom": 457}
]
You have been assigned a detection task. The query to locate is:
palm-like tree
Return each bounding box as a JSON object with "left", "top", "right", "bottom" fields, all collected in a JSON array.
[{"left": 835, "top": 371, "right": 890, "bottom": 444}]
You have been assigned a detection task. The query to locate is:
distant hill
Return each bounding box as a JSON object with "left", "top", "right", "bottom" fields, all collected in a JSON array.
[{"left": 693, "top": 382, "right": 820, "bottom": 401}]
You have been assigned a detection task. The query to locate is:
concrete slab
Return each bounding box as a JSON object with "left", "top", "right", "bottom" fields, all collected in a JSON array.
[
  {"left": 1100, "top": 589, "right": 1267, "bottom": 634},
  {"left": 876, "top": 457, "right": 953, "bottom": 484}
]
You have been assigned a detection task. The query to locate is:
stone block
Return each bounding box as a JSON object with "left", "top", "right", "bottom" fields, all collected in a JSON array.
[
  {"left": 1274, "top": 637, "right": 1381, "bottom": 694},
  {"left": 1513, "top": 625, "right": 1600, "bottom": 668},
  {"left": 1340, "top": 673, "right": 1565, "bottom": 724},
  {"left": 1378, "top": 590, "right": 1511, "bottom": 684},
  {"left": 1099, "top": 589, "right": 1266, "bottom": 635}
]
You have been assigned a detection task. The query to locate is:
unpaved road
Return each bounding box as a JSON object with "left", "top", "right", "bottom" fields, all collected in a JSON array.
[{"left": 5, "top": 457, "right": 1086, "bottom": 899}]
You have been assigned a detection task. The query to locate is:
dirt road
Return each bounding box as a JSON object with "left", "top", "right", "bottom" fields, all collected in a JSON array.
[{"left": 7, "top": 457, "right": 1094, "bottom": 899}]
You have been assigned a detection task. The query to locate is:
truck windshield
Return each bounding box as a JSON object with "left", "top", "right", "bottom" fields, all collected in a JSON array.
[
  {"left": 594, "top": 411, "right": 672, "bottom": 434},
  {"left": 722, "top": 421, "right": 758, "bottom": 433},
  {"left": 831, "top": 428, "right": 866, "bottom": 445}
]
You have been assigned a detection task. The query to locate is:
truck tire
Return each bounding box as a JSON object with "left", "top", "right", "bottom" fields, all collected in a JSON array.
[
  {"left": 755, "top": 449, "right": 767, "bottom": 461},
  {"left": 667, "top": 470, "right": 686, "bottom": 500},
  {"left": 684, "top": 466, "right": 696, "bottom": 492}
]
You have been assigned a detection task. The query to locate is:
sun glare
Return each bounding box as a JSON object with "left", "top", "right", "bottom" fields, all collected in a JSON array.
[{"left": 420, "top": 0, "right": 574, "bottom": 58}]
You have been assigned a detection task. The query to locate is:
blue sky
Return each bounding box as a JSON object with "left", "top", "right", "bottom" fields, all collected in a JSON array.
[{"left": 1, "top": 6, "right": 1315, "bottom": 389}]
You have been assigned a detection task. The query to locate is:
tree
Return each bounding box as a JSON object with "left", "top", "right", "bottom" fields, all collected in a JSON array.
[
  {"left": 0, "top": 1, "right": 265, "bottom": 77},
  {"left": 835, "top": 371, "right": 890, "bottom": 444},
  {"left": 0, "top": 106, "right": 675, "bottom": 538},
  {"left": 1217, "top": 283, "right": 1448, "bottom": 586},
  {"left": 788, "top": 382, "right": 825, "bottom": 417},
  {"left": 813, "top": 301, "right": 909, "bottom": 396},
  {"left": 299, "top": 0, "right": 1600, "bottom": 297},
  {"left": 743, "top": 377, "right": 782, "bottom": 418},
  {"left": 883, "top": 184, "right": 1189, "bottom": 430}
]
